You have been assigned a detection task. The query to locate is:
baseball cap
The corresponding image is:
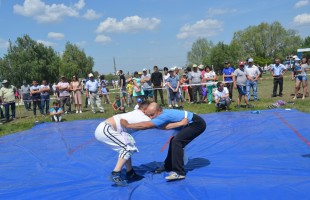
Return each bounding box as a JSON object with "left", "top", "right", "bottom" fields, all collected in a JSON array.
[
  {"left": 142, "top": 68, "right": 147, "bottom": 71},
  {"left": 137, "top": 98, "right": 143, "bottom": 103},
  {"left": 224, "top": 61, "right": 229, "bottom": 64},
  {"left": 193, "top": 64, "right": 198, "bottom": 68},
  {"left": 239, "top": 61, "right": 245, "bottom": 66},
  {"left": 248, "top": 58, "right": 254, "bottom": 62},
  {"left": 198, "top": 64, "right": 205, "bottom": 69},
  {"left": 88, "top": 73, "right": 94, "bottom": 77}
]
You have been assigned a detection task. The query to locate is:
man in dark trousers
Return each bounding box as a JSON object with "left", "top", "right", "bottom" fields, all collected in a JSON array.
[
  {"left": 151, "top": 66, "right": 165, "bottom": 105},
  {"left": 121, "top": 102, "right": 206, "bottom": 181}
]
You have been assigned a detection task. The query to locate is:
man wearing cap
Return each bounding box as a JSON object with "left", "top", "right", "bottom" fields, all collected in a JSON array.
[
  {"left": 141, "top": 68, "right": 153, "bottom": 101},
  {"left": 20, "top": 80, "right": 32, "bottom": 111},
  {"left": 233, "top": 61, "right": 252, "bottom": 108},
  {"left": 271, "top": 58, "right": 287, "bottom": 97},
  {"left": 0, "top": 80, "right": 17, "bottom": 122},
  {"left": 151, "top": 66, "right": 165, "bottom": 105},
  {"left": 86, "top": 73, "right": 105, "bottom": 114},
  {"left": 57, "top": 76, "right": 71, "bottom": 114},
  {"left": 222, "top": 61, "right": 235, "bottom": 101},
  {"left": 189, "top": 64, "right": 203, "bottom": 104},
  {"left": 245, "top": 58, "right": 261, "bottom": 101}
]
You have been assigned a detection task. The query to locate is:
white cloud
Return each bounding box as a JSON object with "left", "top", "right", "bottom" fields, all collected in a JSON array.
[
  {"left": 293, "top": 13, "right": 310, "bottom": 25},
  {"left": 0, "top": 38, "right": 9, "bottom": 49},
  {"left": 75, "top": 41, "right": 87, "bottom": 47},
  {"left": 207, "top": 8, "right": 237, "bottom": 17},
  {"left": 96, "top": 16, "right": 160, "bottom": 33},
  {"left": 47, "top": 32, "right": 65, "bottom": 40},
  {"left": 95, "top": 35, "right": 112, "bottom": 44},
  {"left": 37, "top": 40, "right": 55, "bottom": 47},
  {"left": 74, "top": 0, "right": 85, "bottom": 10},
  {"left": 294, "top": 0, "right": 309, "bottom": 8},
  {"left": 83, "top": 9, "right": 101, "bottom": 20},
  {"left": 13, "top": 0, "right": 81, "bottom": 23},
  {"left": 177, "top": 19, "right": 223, "bottom": 39}
]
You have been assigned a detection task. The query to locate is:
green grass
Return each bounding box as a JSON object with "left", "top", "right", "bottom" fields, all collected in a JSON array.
[{"left": 1, "top": 74, "right": 309, "bottom": 137}]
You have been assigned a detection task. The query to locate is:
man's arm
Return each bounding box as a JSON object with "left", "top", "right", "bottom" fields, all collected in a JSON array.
[
  {"left": 120, "top": 119, "right": 155, "bottom": 130},
  {"left": 162, "top": 118, "right": 188, "bottom": 130}
]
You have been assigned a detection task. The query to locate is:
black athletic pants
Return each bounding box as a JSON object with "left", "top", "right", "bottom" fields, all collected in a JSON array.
[{"left": 164, "top": 114, "right": 206, "bottom": 175}]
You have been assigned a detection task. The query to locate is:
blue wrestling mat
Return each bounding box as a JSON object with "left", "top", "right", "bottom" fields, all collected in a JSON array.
[{"left": 0, "top": 109, "right": 310, "bottom": 199}]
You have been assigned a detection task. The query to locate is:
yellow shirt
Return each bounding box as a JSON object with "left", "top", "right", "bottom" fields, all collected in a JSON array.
[
  {"left": 0, "top": 85, "right": 16, "bottom": 102},
  {"left": 126, "top": 83, "right": 133, "bottom": 95}
]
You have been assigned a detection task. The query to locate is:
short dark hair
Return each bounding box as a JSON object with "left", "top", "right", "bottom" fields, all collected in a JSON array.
[
  {"left": 163, "top": 67, "right": 168, "bottom": 71},
  {"left": 154, "top": 66, "right": 158, "bottom": 70}
]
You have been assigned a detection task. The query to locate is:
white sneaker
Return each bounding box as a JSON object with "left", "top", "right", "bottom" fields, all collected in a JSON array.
[
  {"left": 76, "top": 110, "right": 79, "bottom": 113},
  {"left": 208, "top": 101, "right": 212, "bottom": 104},
  {"left": 79, "top": 110, "right": 82, "bottom": 113},
  {"left": 165, "top": 171, "right": 185, "bottom": 181},
  {"left": 175, "top": 104, "right": 179, "bottom": 107},
  {"left": 169, "top": 105, "right": 172, "bottom": 108}
]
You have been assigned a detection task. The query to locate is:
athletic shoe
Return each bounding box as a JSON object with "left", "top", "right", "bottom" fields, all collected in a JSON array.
[
  {"left": 76, "top": 110, "right": 79, "bottom": 114},
  {"left": 208, "top": 101, "right": 212, "bottom": 104},
  {"left": 168, "top": 105, "right": 172, "bottom": 108},
  {"left": 165, "top": 171, "right": 185, "bottom": 181},
  {"left": 110, "top": 171, "right": 128, "bottom": 186},
  {"left": 79, "top": 110, "right": 82, "bottom": 113},
  {"left": 126, "top": 169, "right": 144, "bottom": 183},
  {"left": 175, "top": 104, "right": 179, "bottom": 108}
]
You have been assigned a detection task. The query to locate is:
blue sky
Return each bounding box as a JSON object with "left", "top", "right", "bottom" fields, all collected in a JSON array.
[{"left": 0, "top": 0, "right": 309, "bottom": 74}]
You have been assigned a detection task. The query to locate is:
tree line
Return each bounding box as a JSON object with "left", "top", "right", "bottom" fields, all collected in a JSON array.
[
  {"left": 0, "top": 35, "right": 94, "bottom": 86},
  {"left": 187, "top": 21, "right": 310, "bottom": 72}
]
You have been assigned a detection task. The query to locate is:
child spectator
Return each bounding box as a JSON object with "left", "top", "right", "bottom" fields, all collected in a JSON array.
[
  {"left": 49, "top": 101, "right": 63, "bottom": 122},
  {"left": 134, "top": 98, "right": 143, "bottom": 110},
  {"left": 112, "top": 95, "right": 125, "bottom": 114},
  {"left": 180, "top": 74, "right": 190, "bottom": 102},
  {"left": 126, "top": 79, "right": 134, "bottom": 107}
]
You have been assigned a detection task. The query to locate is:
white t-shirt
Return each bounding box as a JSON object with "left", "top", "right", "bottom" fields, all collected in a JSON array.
[
  {"left": 163, "top": 74, "right": 170, "bottom": 87},
  {"left": 245, "top": 65, "right": 260, "bottom": 79},
  {"left": 214, "top": 87, "right": 229, "bottom": 100},
  {"left": 204, "top": 71, "right": 216, "bottom": 82},
  {"left": 113, "top": 109, "right": 150, "bottom": 133}
]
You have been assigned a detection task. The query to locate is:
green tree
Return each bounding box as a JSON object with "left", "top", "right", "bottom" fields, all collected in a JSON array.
[
  {"left": 60, "top": 42, "right": 94, "bottom": 80},
  {"left": 301, "top": 36, "right": 310, "bottom": 58},
  {"left": 187, "top": 38, "right": 213, "bottom": 66},
  {"left": 231, "top": 21, "right": 303, "bottom": 60},
  {"left": 0, "top": 35, "right": 60, "bottom": 86}
]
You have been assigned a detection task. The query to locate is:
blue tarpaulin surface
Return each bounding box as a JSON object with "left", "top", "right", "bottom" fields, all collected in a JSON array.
[{"left": 0, "top": 109, "right": 310, "bottom": 200}]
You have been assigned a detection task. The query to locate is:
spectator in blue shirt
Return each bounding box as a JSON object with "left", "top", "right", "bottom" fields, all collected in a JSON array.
[
  {"left": 271, "top": 58, "right": 287, "bottom": 97},
  {"left": 222, "top": 61, "right": 235, "bottom": 100}
]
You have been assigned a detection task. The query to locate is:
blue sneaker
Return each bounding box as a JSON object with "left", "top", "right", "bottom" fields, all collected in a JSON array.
[{"left": 110, "top": 171, "right": 128, "bottom": 186}]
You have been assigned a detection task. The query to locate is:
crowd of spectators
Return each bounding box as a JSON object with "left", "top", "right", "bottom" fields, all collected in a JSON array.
[{"left": 1, "top": 56, "right": 309, "bottom": 123}]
